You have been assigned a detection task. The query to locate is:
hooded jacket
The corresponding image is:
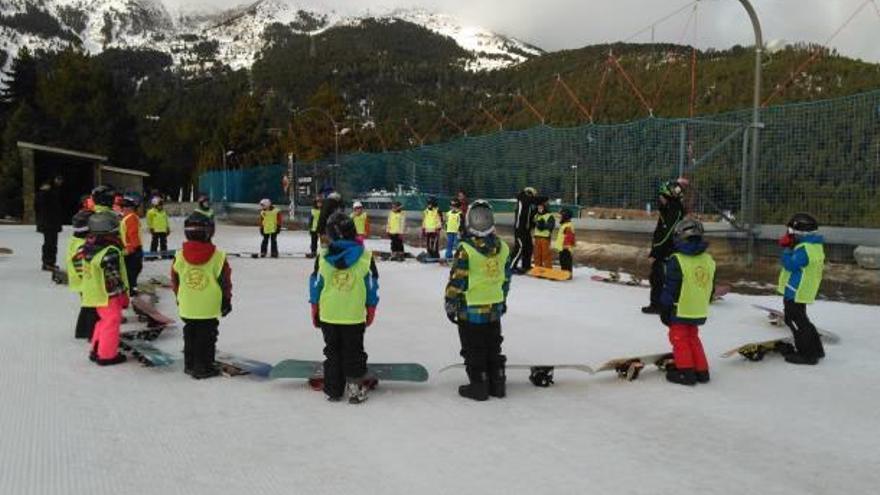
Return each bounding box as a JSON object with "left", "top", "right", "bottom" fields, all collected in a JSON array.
[
  {"left": 444, "top": 235, "right": 512, "bottom": 324},
  {"left": 171, "top": 241, "right": 233, "bottom": 311},
  {"left": 650, "top": 197, "right": 685, "bottom": 259},
  {"left": 780, "top": 234, "right": 824, "bottom": 302},
  {"left": 309, "top": 240, "right": 380, "bottom": 307},
  {"left": 659, "top": 238, "right": 715, "bottom": 325}
]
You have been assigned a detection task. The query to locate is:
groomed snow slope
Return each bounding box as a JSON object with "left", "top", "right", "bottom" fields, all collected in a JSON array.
[{"left": 1, "top": 223, "right": 878, "bottom": 494}]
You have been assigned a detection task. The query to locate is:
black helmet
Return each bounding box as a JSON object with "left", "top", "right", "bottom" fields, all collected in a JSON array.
[
  {"left": 88, "top": 211, "right": 119, "bottom": 236},
  {"left": 466, "top": 200, "right": 495, "bottom": 237},
  {"left": 91, "top": 185, "right": 117, "bottom": 208},
  {"left": 787, "top": 212, "right": 818, "bottom": 233},
  {"left": 184, "top": 212, "right": 215, "bottom": 242},
  {"left": 325, "top": 211, "right": 357, "bottom": 241},
  {"left": 427, "top": 196, "right": 438, "bottom": 207},
  {"left": 560, "top": 208, "right": 573, "bottom": 222},
  {"left": 659, "top": 179, "right": 685, "bottom": 199},
  {"left": 674, "top": 218, "right": 704, "bottom": 241},
  {"left": 391, "top": 200, "right": 402, "bottom": 208},
  {"left": 72, "top": 210, "right": 93, "bottom": 237},
  {"left": 122, "top": 195, "right": 139, "bottom": 208}
]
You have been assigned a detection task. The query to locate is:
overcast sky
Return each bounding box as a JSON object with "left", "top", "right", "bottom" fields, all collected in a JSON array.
[{"left": 162, "top": 0, "right": 880, "bottom": 62}]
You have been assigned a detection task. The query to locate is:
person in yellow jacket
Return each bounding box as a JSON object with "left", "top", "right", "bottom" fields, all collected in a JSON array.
[
  {"left": 146, "top": 196, "right": 170, "bottom": 254},
  {"left": 532, "top": 199, "right": 555, "bottom": 269},
  {"left": 444, "top": 200, "right": 512, "bottom": 401},
  {"left": 444, "top": 199, "right": 463, "bottom": 260},
  {"left": 309, "top": 212, "right": 380, "bottom": 403},
  {"left": 77, "top": 212, "right": 130, "bottom": 366},
  {"left": 553, "top": 209, "right": 576, "bottom": 273},
  {"left": 350, "top": 201, "right": 370, "bottom": 244},
  {"left": 259, "top": 198, "right": 282, "bottom": 258},
  {"left": 308, "top": 197, "right": 323, "bottom": 258},
  {"left": 69, "top": 209, "right": 97, "bottom": 340},
  {"left": 386, "top": 200, "right": 406, "bottom": 261},
  {"left": 172, "top": 212, "right": 233, "bottom": 379},
  {"left": 422, "top": 197, "right": 442, "bottom": 259}
]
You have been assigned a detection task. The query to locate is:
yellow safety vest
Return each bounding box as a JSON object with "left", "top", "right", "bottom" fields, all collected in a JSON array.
[
  {"left": 777, "top": 243, "right": 825, "bottom": 304},
  {"left": 261, "top": 208, "right": 279, "bottom": 234},
  {"left": 351, "top": 212, "right": 368, "bottom": 235},
  {"left": 310, "top": 208, "right": 321, "bottom": 232},
  {"left": 318, "top": 249, "right": 373, "bottom": 324},
  {"left": 460, "top": 241, "right": 509, "bottom": 306},
  {"left": 80, "top": 246, "right": 129, "bottom": 308},
  {"left": 66, "top": 237, "right": 86, "bottom": 293},
  {"left": 672, "top": 252, "right": 716, "bottom": 319},
  {"left": 173, "top": 250, "right": 226, "bottom": 319},
  {"left": 387, "top": 210, "right": 405, "bottom": 235},
  {"left": 423, "top": 208, "right": 441, "bottom": 231},
  {"left": 554, "top": 222, "right": 574, "bottom": 251},
  {"left": 446, "top": 211, "right": 461, "bottom": 234},
  {"left": 147, "top": 208, "right": 169, "bottom": 233},
  {"left": 534, "top": 213, "right": 553, "bottom": 238}
]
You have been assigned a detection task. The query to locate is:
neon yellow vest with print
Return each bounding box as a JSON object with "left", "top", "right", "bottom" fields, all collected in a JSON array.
[
  {"left": 66, "top": 237, "right": 86, "bottom": 292},
  {"left": 147, "top": 208, "right": 169, "bottom": 233},
  {"left": 777, "top": 243, "right": 825, "bottom": 304},
  {"left": 173, "top": 250, "right": 226, "bottom": 319},
  {"left": 387, "top": 210, "right": 404, "bottom": 235},
  {"left": 554, "top": 222, "right": 574, "bottom": 251},
  {"left": 423, "top": 208, "right": 441, "bottom": 231},
  {"left": 80, "top": 246, "right": 128, "bottom": 307},
  {"left": 351, "top": 212, "right": 367, "bottom": 235},
  {"left": 672, "top": 252, "right": 716, "bottom": 319},
  {"left": 461, "top": 241, "right": 509, "bottom": 306},
  {"left": 534, "top": 213, "right": 553, "bottom": 238},
  {"left": 310, "top": 208, "right": 321, "bottom": 232},
  {"left": 261, "top": 208, "right": 279, "bottom": 234},
  {"left": 318, "top": 249, "right": 373, "bottom": 324},
  {"left": 446, "top": 211, "right": 461, "bottom": 234}
]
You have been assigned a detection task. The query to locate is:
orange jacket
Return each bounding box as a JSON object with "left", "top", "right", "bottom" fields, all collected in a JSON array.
[{"left": 121, "top": 212, "right": 142, "bottom": 254}]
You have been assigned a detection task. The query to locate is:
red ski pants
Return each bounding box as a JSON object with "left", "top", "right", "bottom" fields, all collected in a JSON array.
[
  {"left": 668, "top": 323, "right": 708, "bottom": 372},
  {"left": 91, "top": 295, "right": 124, "bottom": 360}
]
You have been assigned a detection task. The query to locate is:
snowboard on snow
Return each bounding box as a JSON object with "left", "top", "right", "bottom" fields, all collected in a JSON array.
[
  {"left": 214, "top": 352, "right": 273, "bottom": 378},
  {"left": 720, "top": 338, "right": 796, "bottom": 361},
  {"left": 270, "top": 359, "right": 429, "bottom": 389},
  {"left": 751, "top": 304, "right": 840, "bottom": 343},
  {"left": 228, "top": 251, "right": 309, "bottom": 259},
  {"left": 590, "top": 272, "right": 648, "bottom": 287},
  {"left": 527, "top": 267, "right": 572, "bottom": 281},
  {"left": 374, "top": 251, "right": 414, "bottom": 262},
  {"left": 439, "top": 363, "right": 593, "bottom": 387},
  {"left": 121, "top": 324, "right": 172, "bottom": 341},
  {"left": 143, "top": 250, "right": 176, "bottom": 261},
  {"left": 131, "top": 294, "right": 176, "bottom": 328},
  {"left": 119, "top": 337, "right": 175, "bottom": 367},
  {"left": 415, "top": 252, "right": 445, "bottom": 264},
  {"left": 594, "top": 352, "right": 675, "bottom": 381}
]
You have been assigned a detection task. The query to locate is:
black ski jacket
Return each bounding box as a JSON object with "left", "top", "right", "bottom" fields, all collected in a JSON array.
[{"left": 650, "top": 198, "right": 685, "bottom": 259}]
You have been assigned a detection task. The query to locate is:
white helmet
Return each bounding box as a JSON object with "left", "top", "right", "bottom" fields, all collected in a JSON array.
[
  {"left": 466, "top": 200, "right": 495, "bottom": 237},
  {"left": 353, "top": 201, "right": 364, "bottom": 209},
  {"left": 259, "top": 198, "right": 271, "bottom": 208},
  {"left": 151, "top": 196, "right": 162, "bottom": 206}
]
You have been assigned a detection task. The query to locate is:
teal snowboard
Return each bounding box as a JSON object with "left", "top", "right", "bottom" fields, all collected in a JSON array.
[
  {"left": 270, "top": 359, "right": 429, "bottom": 388},
  {"left": 119, "top": 337, "right": 174, "bottom": 367}
]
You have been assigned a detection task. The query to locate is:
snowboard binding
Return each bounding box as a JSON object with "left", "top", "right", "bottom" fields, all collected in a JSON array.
[
  {"left": 528, "top": 366, "right": 555, "bottom": 387},
  {"left": 614, "top": 360, "right": 644, "bottom": 381},
  {"left": 738, "top": 344, "right": 766, "bottom": 362}
]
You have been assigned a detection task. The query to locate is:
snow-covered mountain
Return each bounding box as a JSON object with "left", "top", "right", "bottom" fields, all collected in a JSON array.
[{"left": 0, "top": 0, "right": 543, "bottom": 75}]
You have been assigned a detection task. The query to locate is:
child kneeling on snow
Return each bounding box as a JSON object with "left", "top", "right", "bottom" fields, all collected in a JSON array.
[
  {"left": 445, "top": 200, "right": 512, "bottom": 401},
  {"left": 78, "top": 212, "right": 130, "bottom": 366},
  {"left": 659, "top": 218, "right": 715, "bottom": 385},
  {"left": 172, "top": 212, "right": 233, "bottom": 379},
  {"left": 309, "top": 212, "right": 379, "bottom": 403}
]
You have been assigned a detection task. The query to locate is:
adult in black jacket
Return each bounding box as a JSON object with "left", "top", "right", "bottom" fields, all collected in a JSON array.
[
  {"left": 35, "top": 175, "right": 65, "bottom": 270},
  {"left": 509, "top": 187, "right": 538, "bottom": 273},
  {"left": 643, "top": 179, "right": 687, "bottom": 314},
  {"left": 316, "top": 191, "right": 343, "bottom": 245}
]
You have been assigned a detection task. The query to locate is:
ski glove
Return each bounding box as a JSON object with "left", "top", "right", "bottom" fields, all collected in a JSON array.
[
  {"left": 221, "top": 301, "right": 232, "bottom": 317},
  {"left": 659, "top": 306, "right": 672, "bottom": 326},
  {"left": 311, "top": 304, "right": 321, "bottom": 328},
  {"left": 366, "top": 306, "right": 376, "bottom": 327},
  {"left": 778, "top": 233, "right": 796, "bottom": 249},
  {"left": 445, "top": 301, "right": 458, "bottom": 325},
  {"left": 120, "top": 293, "right": 130, "bottom": 309}
]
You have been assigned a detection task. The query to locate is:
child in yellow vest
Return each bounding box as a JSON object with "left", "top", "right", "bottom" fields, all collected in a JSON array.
[
  {"left": 259, "top": 198, "right": 282, "bottom": 258},
  {"left": 78, "top": 212, "right": 130, "bottom": 366},
  {"left": 386, "top": 201, "right": 406, "bottom": 261},
  {"left": 553, "top": 209, "right": 576, "bottom": 273},
  {"left": 658, "top": 219, "right": 715, "bottom": 385},
  {"left": 172, "top": 212, "right": 233, "bottom": 379},
  {"left": 422, "top": 197, "right": 442, "bottom": 259},
  {"left": 444, "top": 199, "right": 463, "bottom": 260},
  {"left": 146, "top": 196, "right": 170, "bottom": 253},
  {"left": 308, "top": 197, "right": 323, "bottom": 258},
  {"left": 532, "top": 200, "right": 555, "bottom": 269},
  {"left": 350, "top": 201, "right": 370, "bottom": 244},
  {"left": 69, "top": 209, "right": 97, "bottom": 340},
  {"left": 309, "top": 212, "right": 380, "bottom": 403}
]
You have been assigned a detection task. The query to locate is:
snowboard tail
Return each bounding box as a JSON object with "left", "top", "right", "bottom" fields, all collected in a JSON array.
[
  {"left": 270, "top": 359, "right": 429, "bottom": 383},
  {"left": 594, "top": 353, "right": 674, "bottom": 381},
  {"left": 527, "top": 267, "right": 572, "bottom": 281}
]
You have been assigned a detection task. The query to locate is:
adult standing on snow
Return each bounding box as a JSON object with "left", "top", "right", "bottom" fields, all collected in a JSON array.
[
  {"left": 35, "top": 175, "right": 65, "bottom": 271},
  {"left": 510, "top": 187, "right": 538, "bottom": 274},
  {"left": 258, "top": 198, "right": 282, "bottom": 258},
  {"left": 643, "top": 179, "right": 688, "bottom": 314},
  {"left": 316, "top": 191, "right": 343, "bottom": 246}
]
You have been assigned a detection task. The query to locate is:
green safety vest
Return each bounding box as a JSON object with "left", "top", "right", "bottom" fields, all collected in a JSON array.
[
  {"left": 777, "top": 243, "right": 825, "bottom": 304},
  {"left": 66, "top": 237, "right": 86, "bottom": 293},
  {"left": 318, "top": 249, "right": 373, "bottom": 324},
  {"left": 310, "top": 208, "right": 321, "bottom": 232},
  {"left": 672, "top": 252, "right": 716, "bottom": 319},
  {"left": 387, "top": 210, "right": 404, "bottom": 235},
  {"left": 351, "top": 212, "right": 367, "bottom": 235},
  {"left": 534, "top": 213, "right": 553, "bottom": 238},
  {"left": 554, "top": 222, "right": 574, "bottom": 251},
  {"left": 173, "top": 250, "right": 226, "bottom": 319},
  {"left": 261, "top": 207, "right": 279, "bottom": 234},
  {"left": 446, "top": 211, "right": 461, "bottom": 233},
  {"left": 80, "top": 245, "right": 129, "bottom": 308},
  {"left": 460, "top": 241, "right": 509, "bottom": 306},
  {"left": 147, "top": 208, "right": 169, "bottom": 233},
  {"left": 423, "top": 208, "right": 441, "bottom": 231}
]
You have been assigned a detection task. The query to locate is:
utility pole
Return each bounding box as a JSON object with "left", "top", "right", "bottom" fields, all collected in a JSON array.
[{"left": 737, "top": 0, "right": 763, "bottom": 266}]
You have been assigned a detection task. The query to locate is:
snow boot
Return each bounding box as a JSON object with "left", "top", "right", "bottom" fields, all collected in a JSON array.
[
  {"left": 459, "top": 373, "right": 489, "bottom": 401},
  {"left": 326, "top": 394, "right": 343, "bottom": 403},
  {"left": 695, "top": 370, "right": 710, "bottom": 384},
  {"left": 641, "top": 304, "right": 662, "bottom": 314},
  {"left": 488, "top": 356, "right": 506, "bottom": 398},
  {"left": 784, "top": 353, "right": 818, "bottom": 365},
  {"left": 774, "top": 341, "right": 796, "bottom": 356},
  {"left": 191, "top": 364, "right": 221, "bottom": 379},
  {"left": 96, "top": 353, "right": 127, "bottom": 366},
  {"left": 346, "top": 379, "right": 370, "bottom": 404},
  {"left": 666, "top": 367, "right": 696, "bottom": 386}
]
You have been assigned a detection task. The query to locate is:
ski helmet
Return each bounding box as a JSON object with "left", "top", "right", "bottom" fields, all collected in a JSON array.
[
  {"left": 184, "top": 212, "right": 215, "bottom": 242},
  {"left": 87, "top": 211, "right": 120, "bottom": 236},
  {"left": 391, "top": 200, "right": 402, "bottom": 209},
  {"left": 91, "top": 185, "right": 117, "bottom": 208},
  {"left": 122, "top": 195, "right": 139, "bottom": 209},
  {"left": 466, "top": 200, "right": 495, "bottom": 238},
  {"left": 426, "top": 196, "right": 438, "bottom": 208},
  {"left": 659, "top": 180, "right": 684, "bottom": 199},
  {"left": 353, "top": 201, "right": 364, "bottom": 209},
  {"left": 559, "top": 208, "right": 573, "bottom": 222},
  {"left": 450, "top": 199, "right": 461, "bottom": 208},
  {"left": 71, "top": 210, "right": 93, "bottom": 237},
  {"left": 197, "top": 194, "right": 210, "bottom": 209},
  {"left": 325, "top": 211, "right": 357, "bottom": 241},
  {"left": 327, "top": 191, "right": 341, "bottom": 201},
  {"left": 259, "top": 198, "right": 271, "bottom": 208},
  {"left": 151, "top": 196, "right": 162, "bottom": 207},
  {"left": 523, "top": 186, "right": 537, "bottom": 197},
  {"left": 786, "top": 212, "right": 818, "bottom": 234},
  {"left": 674, "top": 218, "right": 704, "bottom": 242}
]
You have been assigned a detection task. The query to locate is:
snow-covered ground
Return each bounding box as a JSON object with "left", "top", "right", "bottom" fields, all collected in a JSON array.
[{"left": 1, "top": 222, "right": 879, "bottom": 494}]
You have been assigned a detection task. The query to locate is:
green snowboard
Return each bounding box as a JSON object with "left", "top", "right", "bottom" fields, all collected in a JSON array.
[{"left": 270, "top": 359, "right": 429, "bottom": 383}]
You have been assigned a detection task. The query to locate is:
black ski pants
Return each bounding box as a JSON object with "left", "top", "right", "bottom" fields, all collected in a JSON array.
[
  {"left": 559, "top": 249, "right": 573, "bottom": 272},
  {"left": 75, "top": 306, "right": 98, "bottom": 340},
  {"left": 649, "top": 256, "right": 667, "bottom": 307},
  {"left": 425, "top": 233, "right": 440, "bottom": 259},
  {"left": 41, "top": 231, "right": 58, "bottom": 267},
  {"left": 510, "top": 232, "right": 533, "bottom": 272},
  {"left": 125, "top": 248, "right": 143, "bottom": 296},
  {"left": 261, "top": 233, "right": 278, "bottom": 257},
  {"left": 321, "top": 323, "right": 367, "bottom": 398},
  {"left": 390, "top": 234, "right": 404, "bottom": 254},
  {"left": 183, "top": 318, "right": 219, "bottom": 373},
  {"left": 150, "top": 233, "right": 168, "bottom": 253},
  {"left": 783, "top": 299, "right": 825, "bottom": 359},
  {"left": 458, "top": 321, "right": 504, "bottom": 382},
  {"left": 309, "top": 231, "right": 319, "bottom": 255}
]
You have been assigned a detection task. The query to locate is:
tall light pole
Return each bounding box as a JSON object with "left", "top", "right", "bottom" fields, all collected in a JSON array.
[
  {"left": 737, "top": 0, "right": 763, "bottom": 265},
  {"left": 571, "top": 164, "right": 579, "bottom": 207},
  {"left": 290, "top": 107, "right": 346, "bottom": 190}
]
